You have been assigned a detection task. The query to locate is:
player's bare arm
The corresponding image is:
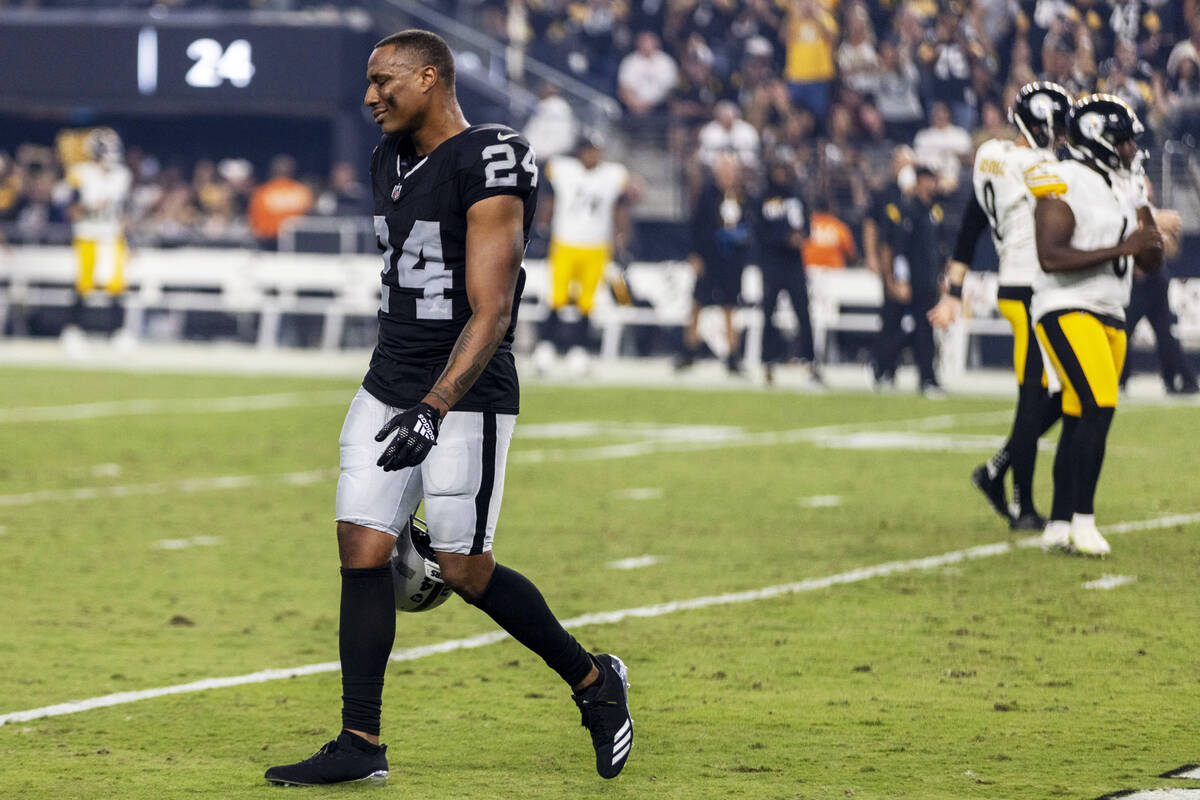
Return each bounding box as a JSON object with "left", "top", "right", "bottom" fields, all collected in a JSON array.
[
  {"left": 928, "top": 259, "right": 969, "bottom": 328},
  {"left": 422, "top": 193, "right": 524, "bottom": 416},
  {"left": 1034, "top": 195, "right": 1161, "bottom": 273},
  {"left": 1134, "top": 205, "right": 1164, "bottom": 273}
]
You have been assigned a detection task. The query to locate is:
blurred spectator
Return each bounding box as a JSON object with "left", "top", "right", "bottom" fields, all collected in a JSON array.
[
  {"left": 1039, "top": 23, "right": 1095, "bottom": 97},
  {"left": 670, "top": 0, "right": 742, "bottom": 76},
  {"left": 617, "top": 31, "right": 678, "bottom": 116},
  {"left": 918, "top": 8, "right": 979, "bottom": 129},
  {"left": 802, "top": 194, "right": 857, "bottom": 270},
  {"left": 1099, "top": 38, "right": 1155, "bottom": 121},
  {"left": 676, "top": 152, "right": 752, "bottom": 374},
  {"left": 697, "top": 100, "right": 761, "bottom": 169},
  {"left": 669, "top": 35, "right": 729, "bottom": 133},
  {"left": 855, "top": 101, "right": 895, "bottom": 187},
  {"left": 730, "top": 35, "right": 777, "bottom": 109},
  {"left": 248, "top": 155, "right": 313, "bottom": 248},
  {"left": 836, "top": 3, "right": 879, "bottom": 95},
  {"left": 874, "top": 39, "right": 926, "bottom": 142},
  {"left": 315, "top": 162, "right": 368, "bottom": 217},
  {"left": 744, "top": 78, "right": 797, "bottom": 150},
  {"left": 1166, "top": 13, "right": 1200, "bottom": 78},
  {"left": 523, "top": 83, "right": 580, "bottom": 163},
  {"left": 971, "top": 98, "right": 1013, "bottom": 150},
  {"left": 913, "top": 101, "right": 972, "bottom": 189},
  {"left": 143, "top": 166, "right": 199, "bottom": 246},
  {"left": 815, "top": 103, "right": 869, "bottom": 223},
  {"left": 783, "top": 0, "right": 838, "bottom": 121},
  {"left": 0, "top": 152, "right": 21, "bottom": 221}
]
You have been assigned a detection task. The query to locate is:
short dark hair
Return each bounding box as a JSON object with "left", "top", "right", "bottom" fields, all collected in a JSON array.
[{"left": 375, "top": 29, "right": 456, "bottom": 89}]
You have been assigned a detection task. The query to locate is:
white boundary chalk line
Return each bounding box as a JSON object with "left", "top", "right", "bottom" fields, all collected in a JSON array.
[
  {"left": 3, "top": 510, "right": 1198, "bottom": 727},
  {"left": 0, "top": 410, "right": 1013, "bottom": 509},
  {"left": 0, "top": 390, "right": 351, "bottom": 423}
]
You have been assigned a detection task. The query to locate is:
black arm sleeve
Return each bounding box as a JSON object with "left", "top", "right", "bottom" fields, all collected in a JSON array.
[{"left": 952, "top": 193, "right": 990, "bottom": 265}]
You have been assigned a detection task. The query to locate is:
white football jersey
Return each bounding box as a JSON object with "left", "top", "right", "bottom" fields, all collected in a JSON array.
[
  {"left": 69, "top": 161, "right": 132, "bottom": 240},
  {"left": 546, "top": 156, "right": 630, "bottom": 248},
  {"left": 971, "top": 138, "right": 1048, "bottom": 287},
  {"left": 1027, "top": 159, "right": 1140, "bottom": 323}
]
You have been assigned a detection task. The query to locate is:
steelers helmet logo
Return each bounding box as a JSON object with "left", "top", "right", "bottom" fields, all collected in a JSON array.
[
  {"left": 1078, "top": 111, "right": 1106, "bottom": 142},
  {"left": 1028, "top": 92, "right": 1055, "bottom": 121}
]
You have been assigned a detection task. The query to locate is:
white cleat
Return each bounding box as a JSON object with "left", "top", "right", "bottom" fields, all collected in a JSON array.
[
  {"left": 1069, "top": 519, "right": 1111, "bottom": 557},
  {"left": 1040, "top": 520, "right": 1072, "bottom": 552},
  {"left": 60, "top": 324, "right": 89, "bottom": 359},
  {"left": 565, "top": 346, "right": 592, "bottom": 379},
  {"left": 531, "top": 340, "right": 557, "bottom": 376}
]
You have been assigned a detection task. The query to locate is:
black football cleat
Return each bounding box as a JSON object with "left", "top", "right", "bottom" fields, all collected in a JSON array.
[
  {"left": 971, "top": 464, "right": 1013, "bottom": 524},
  {"left": 264, "top": 731, "right": 388, "bottom": 786},
  {"left": 1010, "top": 510, "right": 1047, "bottom": 531},
  {"left": 572, "top": 654, "right": 633, "bottom": 779}
]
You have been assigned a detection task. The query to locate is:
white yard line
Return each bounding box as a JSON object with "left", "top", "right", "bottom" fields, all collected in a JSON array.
[
  {"left": 0, "top": 391, "right": 351, "bottom": 423},
  {"left": 3, "top": 510, "right": 1197, "bottom": 727},
  {"left": 0, "top": 469, "right": 335, "bottom": 508},
  {"left": 0, "top": 410, "right": 1013, "bottom": 508},
  {"left": 510, "top": 410, "right": 1014, "bottom": 464},
  {"left": 1083, "top": 574, "right": 1137, "bottom": 590},
  {"left": 607, "top": 555, "right": 665, "bottom": 570}
]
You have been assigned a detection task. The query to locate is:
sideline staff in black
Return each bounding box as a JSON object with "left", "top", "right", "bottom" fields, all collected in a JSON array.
[{"left": 874, "top": 166, "right": 947, "bottom": 396}]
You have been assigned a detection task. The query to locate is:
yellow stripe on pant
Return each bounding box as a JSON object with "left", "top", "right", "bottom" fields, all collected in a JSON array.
[
  {"left": 996, "top": 295, "right": 1049, "bottom": 389},
  {"left": 1035, "top": 310, "right": 1127, "bottom": 417}
]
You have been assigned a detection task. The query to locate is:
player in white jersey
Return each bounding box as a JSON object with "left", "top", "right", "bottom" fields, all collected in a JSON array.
[
  {"left": 62, "top": 127, "right": 133, "bottom": 350},
  {"left": 1026, "top": 94, "right": 1163, "bottom": 556},
  {"left": 928, "top": 82, "right": 1073, "bottom": 532},
  {"left": 533, "top": 134, "right": 641, "bottom": 375}
]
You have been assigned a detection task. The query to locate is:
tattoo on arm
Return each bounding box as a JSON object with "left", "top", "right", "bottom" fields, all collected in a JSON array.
[{"left": 424, "top": 313, "right": 506, "bottom": 415}]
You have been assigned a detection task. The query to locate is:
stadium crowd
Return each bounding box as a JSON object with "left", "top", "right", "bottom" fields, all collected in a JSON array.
[
  {"left": 1, "top": 0, "right": 1198, "bottom": 253},
  {"left": 517, "top": 0, "right": 1199, "bottom": 241}
]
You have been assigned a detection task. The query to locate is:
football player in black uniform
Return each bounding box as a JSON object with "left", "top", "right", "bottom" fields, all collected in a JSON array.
[{"left": 264, "top": 30, "right": 633, "bottom": 786}]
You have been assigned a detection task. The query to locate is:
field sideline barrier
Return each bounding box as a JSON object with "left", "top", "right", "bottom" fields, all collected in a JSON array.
[{"left": 2, "top": 246, "right": 1198, "bottom": 371}]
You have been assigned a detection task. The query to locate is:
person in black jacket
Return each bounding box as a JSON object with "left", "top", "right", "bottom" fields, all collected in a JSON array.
[
  {"left": 756, "top": 160, "right": 821, "bottom": 386},
  {"left": 677, "top": 153, "right": 752, "bottom": 373},
  {"left": 1120, "top": 209, "right": 1197, "bottom": 394},
  {"left": 873, "top": 166, "right": 947, "bottom": 396}
]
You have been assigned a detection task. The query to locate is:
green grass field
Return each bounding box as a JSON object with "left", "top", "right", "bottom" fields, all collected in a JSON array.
[{"left": 1, "top": 366, "right": 1198, "bottom": 800}]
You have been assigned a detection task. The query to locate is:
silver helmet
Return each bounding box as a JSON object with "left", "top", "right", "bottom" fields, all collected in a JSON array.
[{"left": 390, "top": 516, "right": 453, "bottom": 612}]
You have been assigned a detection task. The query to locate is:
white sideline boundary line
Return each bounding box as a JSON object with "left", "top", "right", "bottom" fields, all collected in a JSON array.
[
  {"left": 0, "top": 390, "right": 351, "bottom": 423},
  {"left": 3, "top": 511, "right": 1198, "bottom": 727}
]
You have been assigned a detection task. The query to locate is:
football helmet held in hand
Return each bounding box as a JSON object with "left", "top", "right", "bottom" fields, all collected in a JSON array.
[{"left": 390, "top": 516, "right": 453, "bottom": 612}]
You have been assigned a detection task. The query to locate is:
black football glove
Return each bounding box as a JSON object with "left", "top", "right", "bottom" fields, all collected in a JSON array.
[{"left": 375, "top": 402, "right": 441, "bottom": 471}]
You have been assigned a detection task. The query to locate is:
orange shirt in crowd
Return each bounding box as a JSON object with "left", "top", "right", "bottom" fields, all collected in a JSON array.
[
  {"left": 803, "top": 212, "right": 857, "bottom": 269},
  {"left": 248, "top": 177, "right": 314, "bottom": 239}
]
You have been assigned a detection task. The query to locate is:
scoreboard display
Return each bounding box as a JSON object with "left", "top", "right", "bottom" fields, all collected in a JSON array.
[{"left": 0, "top": 15, "right": 373, "bottom": 114}]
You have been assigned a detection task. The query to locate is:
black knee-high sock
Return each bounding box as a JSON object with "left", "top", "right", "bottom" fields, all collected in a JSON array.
[
  {"left": 1071, "top": 407, "right": 1114, "bottom": 515},
  {"left": 538, "top": 310, "right": 561, "bottom": 352},
  {"left": 1039, "top": 392, "right": 1063, "bottom": 436},
  {"left": 1050, "top": 415, "right": 1078, "bottom": 523},
  {"left": 1008, "top": 386, "right": 1060, "bottom": 515},
  {"left": 471, "top": 564, "right": 594, "bottom": 688},
  {"left": 339, "top": 566, "right": 396, "bottom": 736}
]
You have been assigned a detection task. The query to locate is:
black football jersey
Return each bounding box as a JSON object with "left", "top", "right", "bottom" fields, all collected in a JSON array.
[{"left": 362, "top": 124, "right": 539, "bottom": 414}]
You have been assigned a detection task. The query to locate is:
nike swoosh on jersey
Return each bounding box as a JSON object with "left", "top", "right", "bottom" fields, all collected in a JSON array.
[{"left": 496, "top": 132, "right": 519, "bottom": 141}]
